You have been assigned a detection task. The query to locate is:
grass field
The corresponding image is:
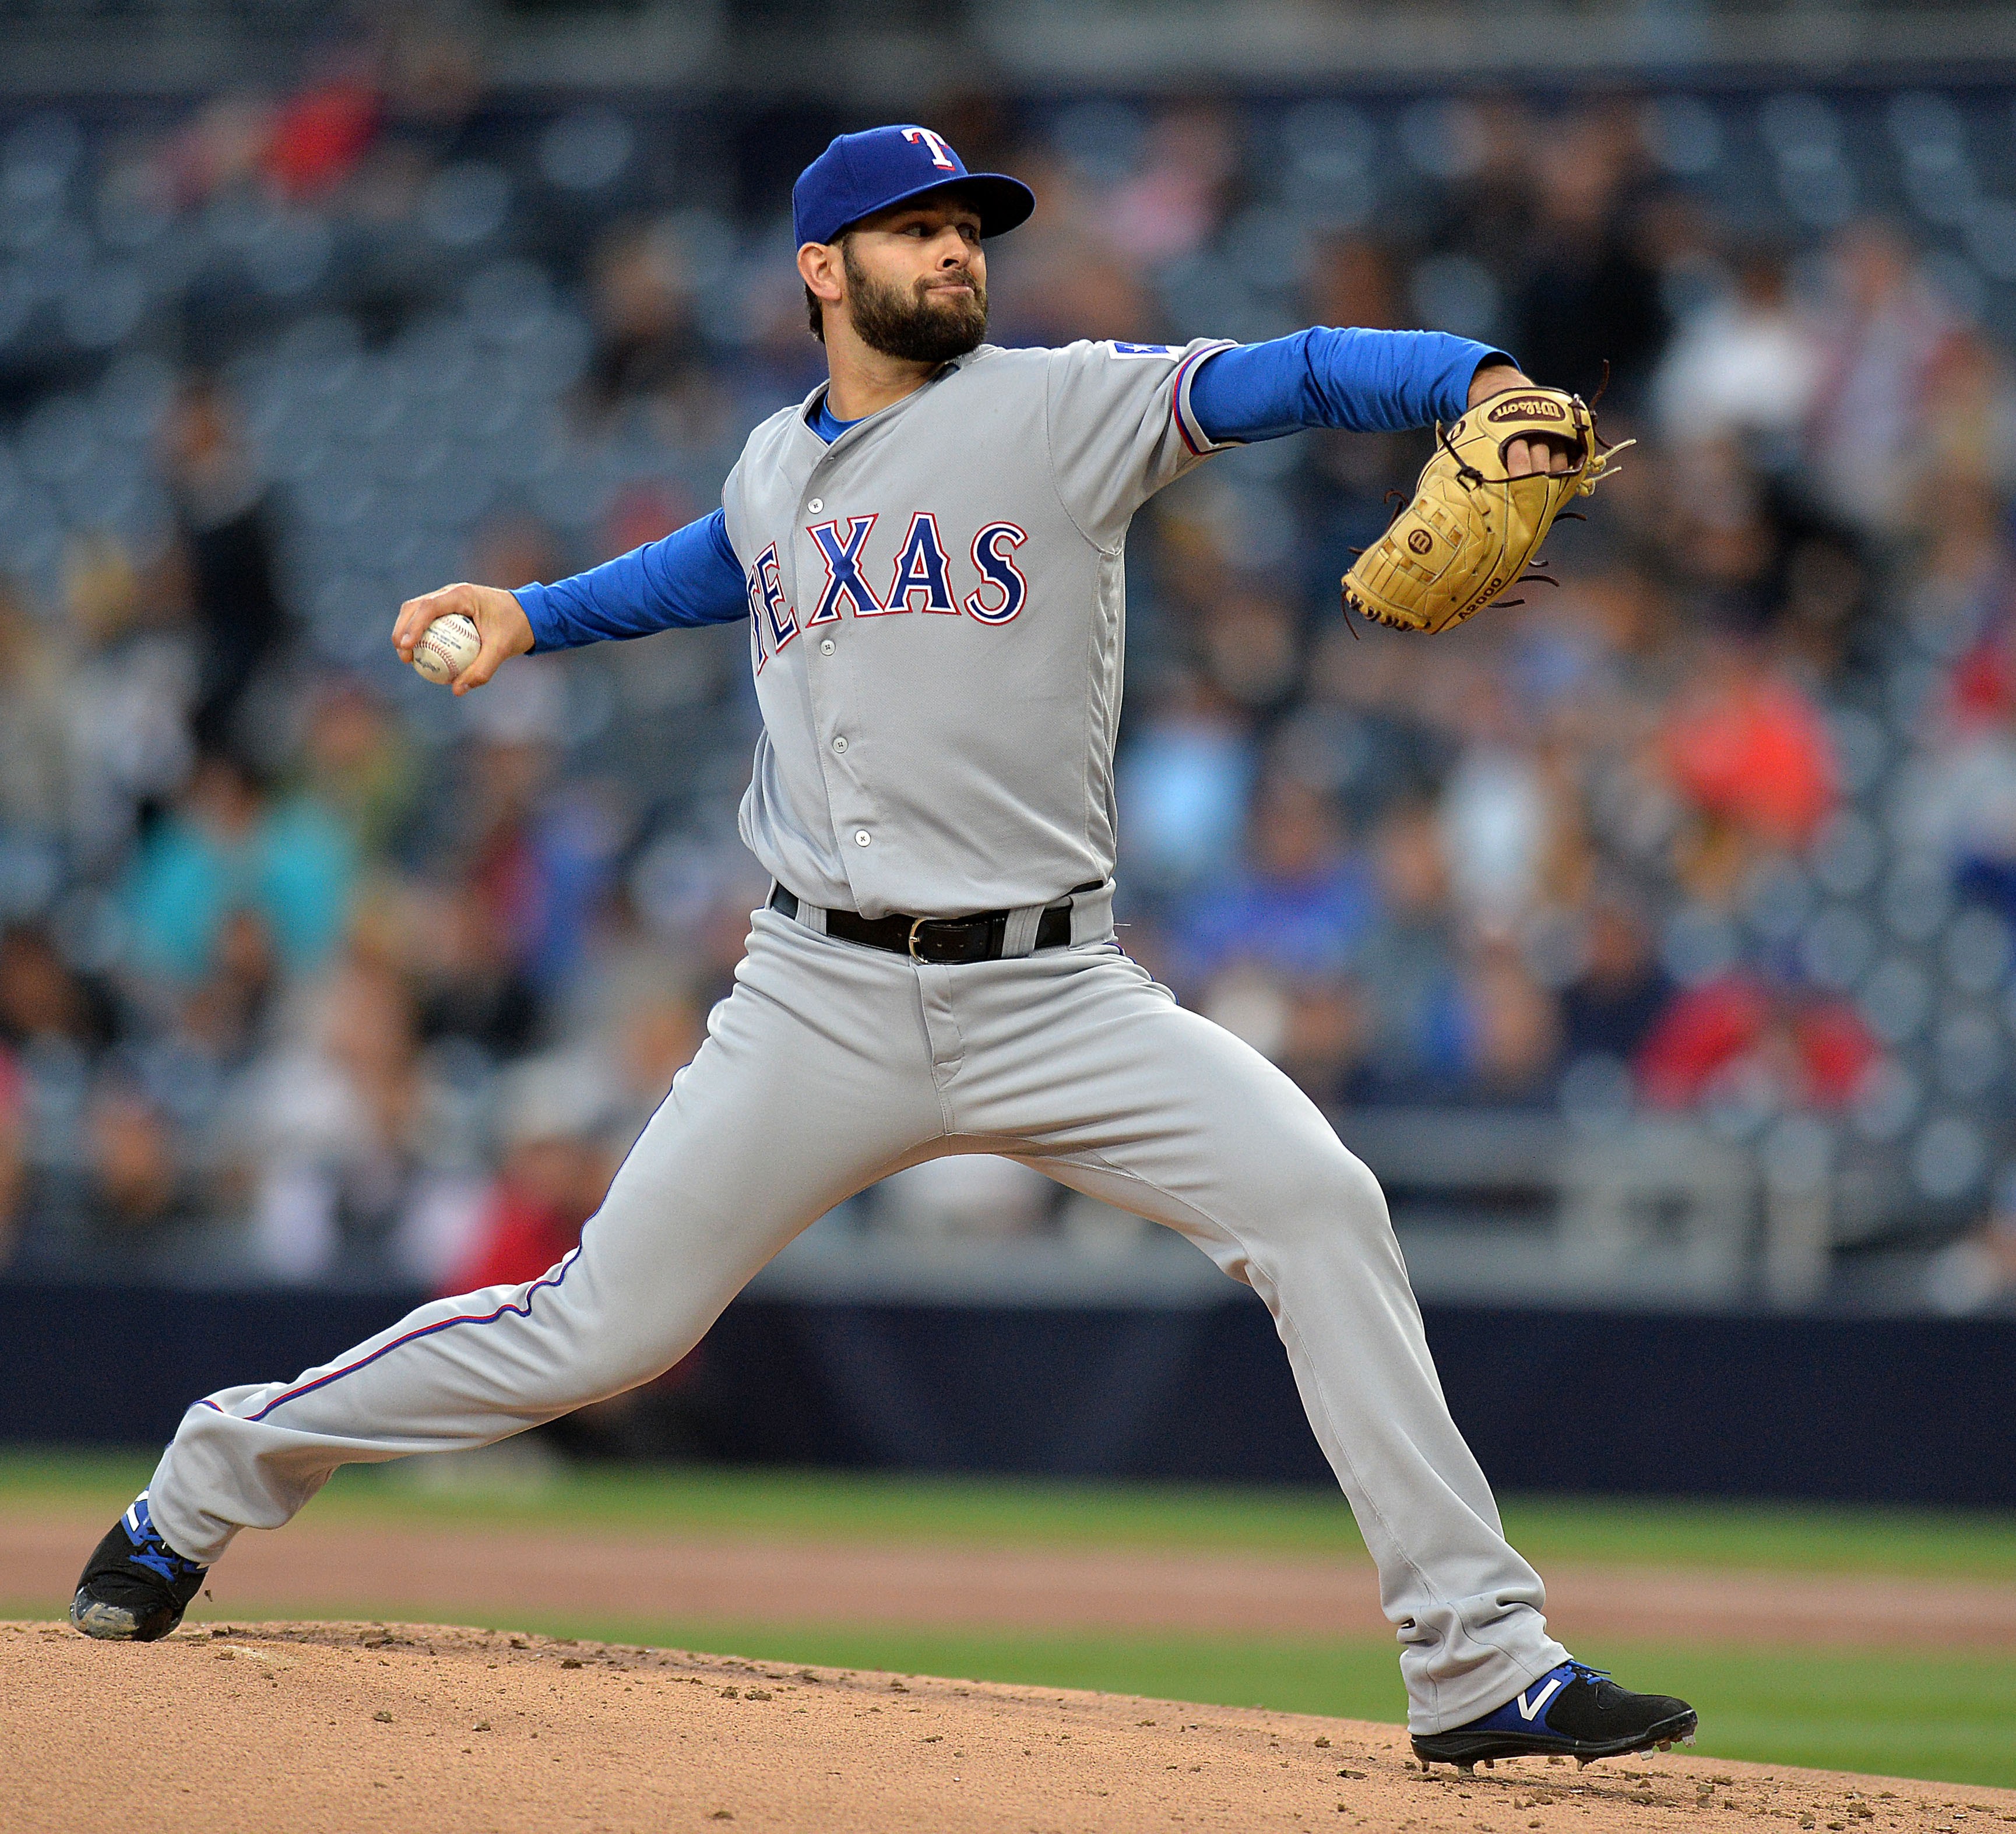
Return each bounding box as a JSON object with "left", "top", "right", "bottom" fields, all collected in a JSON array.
[
  {"left": 8, "top": 1448, "right": 2014, "bottom": 1788},
  {"left": 10, "top": 1448, "right": 2014, "bottom": 1578}
]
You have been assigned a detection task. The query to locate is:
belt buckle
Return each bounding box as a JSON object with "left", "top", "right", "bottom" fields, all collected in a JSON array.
[{"left": 907, "top": 916, "right": 929, "bottom": 960}]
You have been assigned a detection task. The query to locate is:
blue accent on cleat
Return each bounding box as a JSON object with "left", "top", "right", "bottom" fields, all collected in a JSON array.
[
  {"left": 122, "top": 1494, "right": 186, "bottom": 1583},
  {"left": 1456, "top": 1660, "right": 1598, "bottom": 1737},
  {"left": 71, "top": 1489, "right": 210, "bottom": 1642}
]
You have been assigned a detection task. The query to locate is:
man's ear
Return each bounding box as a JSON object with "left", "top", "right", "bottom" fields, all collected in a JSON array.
[{"left": 798, "top": 241, "right": 844, "bottom": 309}]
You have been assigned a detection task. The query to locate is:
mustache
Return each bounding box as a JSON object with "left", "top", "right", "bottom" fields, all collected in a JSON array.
[{"left": 914, "top": 269, "right": 982, "bottom": 304}]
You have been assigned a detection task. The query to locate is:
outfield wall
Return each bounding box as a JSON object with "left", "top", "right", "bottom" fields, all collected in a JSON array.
[{"left": 3, "top": 1282, "right": 2009, "bottom": 1508}]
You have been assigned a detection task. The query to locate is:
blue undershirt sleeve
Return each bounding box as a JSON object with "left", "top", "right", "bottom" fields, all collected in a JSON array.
[
  {"left": 513, "top": 507, "right": 747, "bottom": 652},
  {"left": 1188, "top": 328, "right": 1513, "bottom": 443}
]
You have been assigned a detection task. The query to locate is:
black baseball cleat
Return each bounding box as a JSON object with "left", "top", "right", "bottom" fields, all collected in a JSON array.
[
  {"left": 1412, "top": 1661, "right": 1697, "bottom": 1772},
  {"left": 70, "top": 1490, "right": 209, "bottom": 1642}
]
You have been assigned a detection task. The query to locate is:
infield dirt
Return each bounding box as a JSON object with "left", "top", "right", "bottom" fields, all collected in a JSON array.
[{"left": 9, "top": 1620, "right": 2013, "bottom": 1834}]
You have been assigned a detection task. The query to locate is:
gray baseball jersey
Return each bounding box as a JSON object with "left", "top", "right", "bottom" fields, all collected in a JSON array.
[{"left": 724, "top": 337, "right": 1233, "bottom": 919}]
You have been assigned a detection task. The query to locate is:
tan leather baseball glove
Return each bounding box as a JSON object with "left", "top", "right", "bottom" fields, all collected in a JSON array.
[{"left": 1340, "top": 387, "right": 1627, "bottom": 635}]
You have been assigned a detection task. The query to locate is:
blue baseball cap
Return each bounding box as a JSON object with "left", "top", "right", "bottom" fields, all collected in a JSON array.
[{"left": 793, "top": 125, "right": 1035, "bottom": 249}]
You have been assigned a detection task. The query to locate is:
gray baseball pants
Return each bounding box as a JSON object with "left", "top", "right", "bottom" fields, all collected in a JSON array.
[{"left": 149, "top": 903, "right": 1568, "bottom": 1733}]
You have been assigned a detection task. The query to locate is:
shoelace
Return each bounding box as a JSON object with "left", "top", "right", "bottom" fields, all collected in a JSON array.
[{"left": 126, "top": 1504, "right": 204, "bottom": 1579}]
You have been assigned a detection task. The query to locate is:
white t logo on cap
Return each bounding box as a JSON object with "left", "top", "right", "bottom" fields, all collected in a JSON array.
[{"left": 901, "top": 127, "right": 956, "bottom": 170}]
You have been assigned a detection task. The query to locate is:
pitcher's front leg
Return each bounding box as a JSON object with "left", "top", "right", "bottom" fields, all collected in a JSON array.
[{"left": 970, "top": 954, "right": 1567, "bottom": 1733}]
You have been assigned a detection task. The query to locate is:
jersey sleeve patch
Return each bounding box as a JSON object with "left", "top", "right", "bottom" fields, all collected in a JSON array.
[{"left": 1103, "top": 341, "right": 1183, "bottom": 359}]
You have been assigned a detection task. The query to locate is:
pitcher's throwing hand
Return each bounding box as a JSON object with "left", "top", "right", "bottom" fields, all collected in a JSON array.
[{"left": 392, "top": 580, "right": 533, "bottom": 695}]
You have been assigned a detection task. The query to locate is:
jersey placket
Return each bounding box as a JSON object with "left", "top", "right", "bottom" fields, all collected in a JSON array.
[{"left": 794, "top": 430, "right": 885, "bottom": 910}]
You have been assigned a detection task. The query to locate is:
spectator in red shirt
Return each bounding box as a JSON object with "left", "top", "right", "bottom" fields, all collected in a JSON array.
[
  {"left": 263, "top": 67, "right": 380, "bottom": 201},
  {"left": 441, "top": 1054, "right": 621, "bottom": 1296},
  {"left": 1635, "top": 973, "right": 1877, "bottom": 1111},
  {"left": 1660, "top": 638, "right": 1838, "bottom": 892}
]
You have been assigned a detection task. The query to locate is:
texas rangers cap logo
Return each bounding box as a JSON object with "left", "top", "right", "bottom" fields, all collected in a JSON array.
[{"left": 900, "top": 127, "right": 956, "bottom": 171}]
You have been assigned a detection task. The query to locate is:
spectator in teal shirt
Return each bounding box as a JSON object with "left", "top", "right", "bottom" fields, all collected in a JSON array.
[{"left": 121, "top": 754, "right": 357, "bottom": 989}]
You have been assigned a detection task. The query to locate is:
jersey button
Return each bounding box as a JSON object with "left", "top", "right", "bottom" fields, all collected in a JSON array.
[
  {"left": 819, "top": 639, "right": 835, "bottom": 656},
  {"left": 808, "top": 497, "right": 824, "bottom": 513},
  {"left": 832, "top": 735, "right": 847, "bottom": 752},
  {"left": 853, "top": 829, "right": 871, "bottom": 847}
]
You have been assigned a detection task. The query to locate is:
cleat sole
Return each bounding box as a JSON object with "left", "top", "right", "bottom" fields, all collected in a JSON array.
[
  {"left": 70, "top": 1587, "right": 182, "bottom": 1642},
  {"left": 71, "top": 1594, "right": 148, "bottom": 1640},
  {"left": 1415, "top": 1706, "right": 1698, "bottom": 1771}
]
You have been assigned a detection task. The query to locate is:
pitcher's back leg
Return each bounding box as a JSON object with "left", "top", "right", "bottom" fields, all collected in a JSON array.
[{"left": 147, "top": 909, "right": 944, "bottom": 1565}]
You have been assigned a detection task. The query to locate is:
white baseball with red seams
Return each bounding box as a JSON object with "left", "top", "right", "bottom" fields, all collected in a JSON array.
[{"left": 410, "top": 611, "right": 481, "bottom": 684}]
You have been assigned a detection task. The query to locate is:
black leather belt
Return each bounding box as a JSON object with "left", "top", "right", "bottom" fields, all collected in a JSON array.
[{"left": 769, "top": 882, "right": 1095, "bottom": 964}]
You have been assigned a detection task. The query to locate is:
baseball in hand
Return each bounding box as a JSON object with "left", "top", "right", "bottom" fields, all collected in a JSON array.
[{"left": 411, "top": 612, "right": 482, "bottom": 685}]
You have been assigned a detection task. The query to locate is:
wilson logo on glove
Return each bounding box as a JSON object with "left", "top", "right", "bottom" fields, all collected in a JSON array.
[{"left": 1486, "top": 395, "right": 1569, "bottom": 424}]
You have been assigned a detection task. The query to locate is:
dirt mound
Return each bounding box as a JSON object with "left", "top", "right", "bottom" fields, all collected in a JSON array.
[{"left": 6, "top": 1620, "right": 2008, "bottom": 1833}]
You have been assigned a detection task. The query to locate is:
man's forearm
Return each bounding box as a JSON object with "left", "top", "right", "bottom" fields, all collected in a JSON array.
[
  {"left": 1189, "top": 327, "right": 1515, "bottom": 443},
  {"left": 515, "top": 508, "right": 749, "bottom": 652}
]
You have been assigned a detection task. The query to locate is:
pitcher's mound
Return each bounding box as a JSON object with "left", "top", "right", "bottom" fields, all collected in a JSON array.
[{"left": 5, "top": 1620, "right": 2003, "bottom": 1832}]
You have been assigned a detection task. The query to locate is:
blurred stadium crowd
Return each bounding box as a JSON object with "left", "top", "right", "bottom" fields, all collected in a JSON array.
[{"left": 3, "top": 44, "right": 2016, "bottom": 1309}]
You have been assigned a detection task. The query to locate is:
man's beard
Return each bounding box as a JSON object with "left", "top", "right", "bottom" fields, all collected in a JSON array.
[{"left": 842, "top": 244, "right": 987, "bottom": 363}]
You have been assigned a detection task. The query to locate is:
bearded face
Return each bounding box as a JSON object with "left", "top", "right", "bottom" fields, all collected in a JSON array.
[{"left": 841, "top": 237, "right": 988, "bottom": 364}]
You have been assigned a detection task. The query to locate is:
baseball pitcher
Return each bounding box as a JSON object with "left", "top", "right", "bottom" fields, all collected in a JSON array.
[{"left": 73, "top": 125, "right": 1690, "bottom": 1772}]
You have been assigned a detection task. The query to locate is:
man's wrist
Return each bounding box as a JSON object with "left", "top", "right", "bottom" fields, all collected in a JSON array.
[
  {"left": 509, "top": 583, "right": 548, "bottom": 654},
  {"left": 1467, "top": 359, "right": 1526, "bottom": 408}
]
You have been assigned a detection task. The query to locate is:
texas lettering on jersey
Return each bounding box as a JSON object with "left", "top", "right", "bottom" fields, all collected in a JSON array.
[{"left": 750, "top": 512, "right": 1029, "bottom": 668}]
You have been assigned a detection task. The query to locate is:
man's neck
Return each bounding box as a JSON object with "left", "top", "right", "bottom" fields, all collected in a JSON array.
[{"left": 822, "top": 327, "right": 942, "bottom": 421}]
